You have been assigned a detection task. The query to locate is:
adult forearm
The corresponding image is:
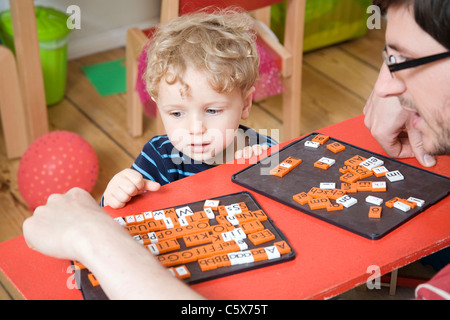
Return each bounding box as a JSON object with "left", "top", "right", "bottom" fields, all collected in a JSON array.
[{"left": 78, "top": 219, "right": 204, "bottom": 300}]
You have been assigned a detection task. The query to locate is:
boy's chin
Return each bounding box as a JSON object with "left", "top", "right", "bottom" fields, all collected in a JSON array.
[
  {"left": 185, "top": 151, "right": 216, "bottom": 164},
  {"left": 188, "top": 150, "right": 231, "bottom": 165}
]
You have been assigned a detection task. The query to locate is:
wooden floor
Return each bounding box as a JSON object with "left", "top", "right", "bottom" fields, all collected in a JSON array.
[{"left": 1, "top": 24, "right": 410, "bottom": 299}]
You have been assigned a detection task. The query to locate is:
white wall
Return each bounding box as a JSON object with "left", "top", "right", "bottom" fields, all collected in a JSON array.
[{"left": 0, "top": 0, "right": 160, "bottom": 59}]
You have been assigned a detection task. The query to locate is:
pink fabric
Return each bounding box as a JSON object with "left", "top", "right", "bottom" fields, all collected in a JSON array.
[
  {"left": 415, "top": 264, "right": 450, "bottom": 300},
  {"left": 136, "top": 45, "right": 157, "bottom": 117},
  {"left": 136, "top": 43, "right": 284, "bottom": 117},
  {"left": 253, "top": 42, "right": 284, "bottom": 101}
]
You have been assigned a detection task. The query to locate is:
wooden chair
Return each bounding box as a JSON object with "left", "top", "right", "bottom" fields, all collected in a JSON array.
[
  {"left": 0, "top": 0, "right": 48, "bottom": 159},
  {"left": 126, "top": 0, "right": 305, "bottom": 142},
  {"left": 0, "top": 45, "right": 29, "bottom": 159}
]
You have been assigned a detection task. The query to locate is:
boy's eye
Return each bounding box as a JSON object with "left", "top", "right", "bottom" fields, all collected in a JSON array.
[
  {"left": 206, "top": 109, "right": 221, "bottom": 115},
  {"left": 170, "top": 111, "right": 183, "bottom": 118}
]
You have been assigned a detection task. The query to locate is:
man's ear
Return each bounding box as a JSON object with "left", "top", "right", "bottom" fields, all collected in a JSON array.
[{"left": 241, "top": 86, "right": 255, "bottom": 120}]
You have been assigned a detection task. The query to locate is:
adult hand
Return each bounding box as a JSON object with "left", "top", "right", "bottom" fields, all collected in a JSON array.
[
  {"left": 363, "top": 91, "right": 436, "bottom": 167},
  {"left": 23, "top": 187, "right": 204, "bottom": 300},
  {"left": 23, "top": 187, "right": 117, "bottom": 261}
]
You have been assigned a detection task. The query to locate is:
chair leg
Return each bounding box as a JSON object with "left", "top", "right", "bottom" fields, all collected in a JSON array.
[
  {"left": 124, "top": 0, "right": 177, "bottom": 138},
  {"left": 282, "top": 0, "right": 305, "bottom": 141},
  {"left": 126, "top": 27, "right": 167, "bottom": 137},
  {"left": 0, "top": 46, "right": 30, "bottom": 159},
  {"left": 126, "top": 29, "right": 144, "bottom": 137},
  {"left": 389, "top": 269, "right": 398, "bottom": 295},
  {"left": 125, "top": 55, "right": 144, "bottom": 137},
  {"left": 282, "top": 76, "right": 302, "bottom": 142},
  {"left": 9, "top": 0, "right": 48, "bottom": 141}
]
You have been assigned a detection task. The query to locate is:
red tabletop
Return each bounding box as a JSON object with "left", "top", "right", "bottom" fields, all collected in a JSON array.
[{"left": 1, "top": 115, "right": 448, "bottom": 300}]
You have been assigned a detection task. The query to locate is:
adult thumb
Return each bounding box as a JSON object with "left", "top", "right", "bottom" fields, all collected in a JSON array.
[{"left": 405, "top": 122, "right": 436, "bottom": 167}]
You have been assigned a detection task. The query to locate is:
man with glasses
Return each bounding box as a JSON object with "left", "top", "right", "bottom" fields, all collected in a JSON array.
[
  {"left": 364, "top": 0, "right": 450, "bottom": 168},
  {"left": 364, "top": 0, "right": 449, "bottom": 299},
  {"left": 22, "top": 0, "right": 449, "bottom": 299}
]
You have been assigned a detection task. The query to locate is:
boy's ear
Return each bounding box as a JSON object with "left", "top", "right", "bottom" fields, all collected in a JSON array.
[{"left": 241, "top": 86, "right": 255, "bottom": 120}]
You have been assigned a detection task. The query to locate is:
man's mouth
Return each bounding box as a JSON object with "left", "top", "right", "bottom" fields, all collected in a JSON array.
[
  {"left": 399, "top": 96, "right": 418, "bottom": 113},
  {"left": 410, "top": 112, "right": 422, "bottom": 130},
  {"left": 398, "top": 97, "right": 423, "bottom": 129}
]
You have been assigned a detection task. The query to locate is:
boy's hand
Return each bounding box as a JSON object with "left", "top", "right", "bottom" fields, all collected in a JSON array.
[
  {"left": 235, "top": 144, "right": 269, "bottom": 161},
  {"left": 103, "top": 168, "right": 160, "bottom": 208}
]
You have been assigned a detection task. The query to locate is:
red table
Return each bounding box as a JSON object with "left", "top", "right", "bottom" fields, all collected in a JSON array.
[{"left": 1, "top": 115, "right": 449, "bottom": 300}]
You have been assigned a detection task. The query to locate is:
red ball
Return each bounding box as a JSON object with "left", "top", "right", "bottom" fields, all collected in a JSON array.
[{"left": 17, "top": 131, "right": 98, "bottom": 210}]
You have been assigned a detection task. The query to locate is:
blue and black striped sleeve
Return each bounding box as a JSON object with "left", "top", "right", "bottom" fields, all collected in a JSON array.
[{"left": 132, "top": 135, "right": 181, "bottom": 186}]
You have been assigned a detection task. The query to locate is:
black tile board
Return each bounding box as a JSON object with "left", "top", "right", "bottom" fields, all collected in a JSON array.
[
  {"left": 75, "top": 191, "right": 295, "bottom": 300},
  {"left": 232, "top": 133, "right": 450, "bottom": 240}
]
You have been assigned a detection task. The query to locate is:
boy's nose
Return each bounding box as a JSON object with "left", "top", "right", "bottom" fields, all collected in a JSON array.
[
  {"left": 374, "top": 64, "right": 407, "bottom": 98},
  {"left": 189, "top": 117, "right": 206, "bottom": 136}
]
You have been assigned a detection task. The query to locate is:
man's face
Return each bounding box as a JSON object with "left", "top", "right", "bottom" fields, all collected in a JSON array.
[{"left": 374, "top": 5, "right": 450, "bottom": 155}]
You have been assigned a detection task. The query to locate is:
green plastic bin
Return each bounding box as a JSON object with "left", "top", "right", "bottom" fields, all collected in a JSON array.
[
  {"left": 0, "top": 6, "right": 71, "bottom": 105},
  {"left": 272, "top": 0, "right": 372, "bottom": 52}
]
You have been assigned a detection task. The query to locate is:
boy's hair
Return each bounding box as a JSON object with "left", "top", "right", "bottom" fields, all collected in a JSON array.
[
  {"left": 144, "top": 9, "right": 259, "bottom": 100},
  {"left": 373, "top": 0, "right": 450, "bottom": 50}
]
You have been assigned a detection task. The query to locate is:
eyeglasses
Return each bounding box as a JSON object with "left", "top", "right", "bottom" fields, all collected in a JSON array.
[{"left": 382, "top": 46, "right": 450, "bottom": 74}]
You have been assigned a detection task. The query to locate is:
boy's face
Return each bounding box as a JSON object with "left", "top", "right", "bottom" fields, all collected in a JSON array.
[
  {"left": 374, "top": 5, "right": 450, "bottom": 155},
  {"left": 156, "top": 66, "right": 253, "bottom": 163}
]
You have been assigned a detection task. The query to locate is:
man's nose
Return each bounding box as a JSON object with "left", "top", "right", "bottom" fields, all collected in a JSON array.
[{"left": 374, "top": 64, "right": 407, "bottom": 98}]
